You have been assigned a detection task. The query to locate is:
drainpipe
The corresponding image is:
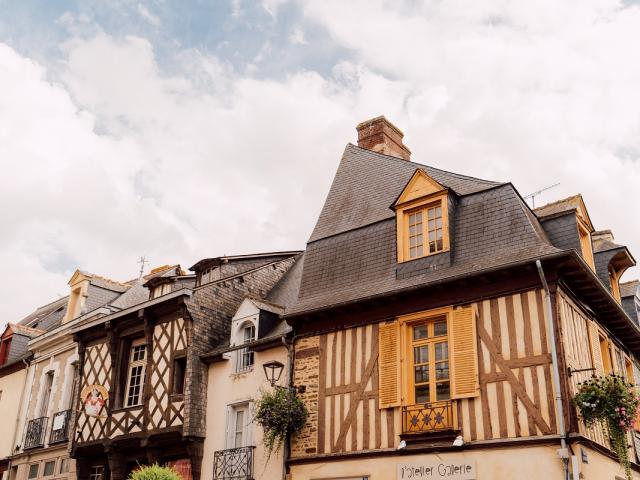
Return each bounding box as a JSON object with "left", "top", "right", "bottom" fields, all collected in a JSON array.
[{"left": 536, "top": 260, "right": 569, "bottom": 479}]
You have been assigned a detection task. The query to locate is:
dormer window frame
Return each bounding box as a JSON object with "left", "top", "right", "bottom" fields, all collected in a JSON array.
[
  {"left": 396, "top": 191, "right": 450, "bottom": 263},
  {"left": 576, "top": 217, "right": 595, "bottom": 271}
]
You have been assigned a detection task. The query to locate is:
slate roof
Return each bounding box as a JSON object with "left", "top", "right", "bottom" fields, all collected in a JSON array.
[
  {"left": 621, "top": 280, "right": 640, "bottom": 298},
  {"left": 593, "top": 231, "right": 626, "bottom": 253},
  {"left": 533, "top": 195, "right": 582, "bottom": 219},
  {"left": 266, "top": 253, "right": 305, "bottom": 312},
  {"left": 289, "top": 145, "right": 561, "bottom": 316},
  {"left": 309, "top": 144, "right": 503, "bottom": 243},
  {"left": 18, "top": 296, "right": 68, "bottom": 330}
]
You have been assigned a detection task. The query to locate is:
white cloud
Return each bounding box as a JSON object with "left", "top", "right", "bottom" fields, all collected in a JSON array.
[
  {"left": 137, "top": 4, "right": 161, "bottom": 27},
  {"left": 289, "top": 26, "right": 307, "bottom": 45},
  {"left": 2, "top": 0, "right": 640, "bottom": 326}
]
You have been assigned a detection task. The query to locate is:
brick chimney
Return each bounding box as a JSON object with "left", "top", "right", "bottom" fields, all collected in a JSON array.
[{"left": 356, "top": 116, "right": 411, "bottom": 160}]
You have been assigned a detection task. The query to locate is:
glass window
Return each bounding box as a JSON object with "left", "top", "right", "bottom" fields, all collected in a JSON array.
[
  {"left": 236, "top": 324, "right": 256, "bottom": 372},
  {"left": 405, "top": 200, "right": 445, "bottom": 260},
  {"left": 28, "top": 464, "right": 39, "bottom": 479},
  {"left": 43, "top": 461, "right": 55, "bottom": 476},
  {"left": 172, "top": 356, "right": 187, "bottom": 395},
  {"left": 89, "top": 466, "right": 104, "bottom": 480},
  {"left": 124, "top": 341, "right": 147, "bottom": 407},
  {"left": 59, "top": 458, "right": 69, "bottom": 474},
  {"left": 39, "top": 372, "right": 54, "bottom": 417},
  {"left": 410, "top": 317, "right": 450, "bottom": 404},
  {"left": 228, "top": 404, "right": 250, "bottom": 449}
]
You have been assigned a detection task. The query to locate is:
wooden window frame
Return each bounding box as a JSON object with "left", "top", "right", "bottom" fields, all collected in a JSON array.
[
  {"left": 396, "top": 192, "right": 450, "bottom": 263},
  {"left": 170, "top": 350, "right": 187, "bottom": 398},
  {"left": 577, "top": 219, "right": 595, "bottom": 271},
  {"left": 123, "top": 339, "right": 147, "bottom": 408},
  {"left": 405, "top": 315, "right": 451, "bottom": 405}
]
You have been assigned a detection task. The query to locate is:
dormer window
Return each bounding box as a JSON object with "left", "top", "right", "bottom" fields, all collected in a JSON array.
[
  {"left": 609, "top": 268, "right": 622, "bottom": 303},
  {"left": 236, "top": 323, "right": 256, "bottom": 373},
  {"left": 394, "top": 170, "right": 450, "bottom": 263},
  {"left": 151, "top": 283, "right": 171, "bottom": 299},
  {"left": 0, "top": 336, "right": 11, "bottom": 366},
  {"left": 577, "top": 219, "right": 595, "bottom": 271}
]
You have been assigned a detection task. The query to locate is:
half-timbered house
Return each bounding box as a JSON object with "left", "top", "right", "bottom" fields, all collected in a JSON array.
[
  {"left": 70, "top": 253, "right": 300, "bottom": 480},
  {"left": 285, "top": 116, "right": 640, "bottom": 480},
  {"left": 7, "top": 269, "right": 145, "bottom": 480}
]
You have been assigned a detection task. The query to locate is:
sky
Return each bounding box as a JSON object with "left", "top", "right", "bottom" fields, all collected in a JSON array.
[{"left": 1, "top": 0, "right": 639, "bottom": 326}]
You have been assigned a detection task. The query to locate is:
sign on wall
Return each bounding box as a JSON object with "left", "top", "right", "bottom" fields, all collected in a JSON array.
[
  {"left": 81, "top": 384, "right": 108, "bottom": 417},
  {"left": 398, "top": 460, "right": 476, "bottom": 480}
]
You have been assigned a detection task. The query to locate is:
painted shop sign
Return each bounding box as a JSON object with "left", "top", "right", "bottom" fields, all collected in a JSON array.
[
  {"left": 398, "top": 460, "right": 476, "bottom": 480},
  {"left": 81, "top": 384, "right": 108, "bottom": 417}
]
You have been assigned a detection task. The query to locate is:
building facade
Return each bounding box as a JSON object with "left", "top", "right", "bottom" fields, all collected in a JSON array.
[
  {"left": 286, "top": 117, "right": 640, "bottom": 480},
  {"left": 70, "top": 254, "right": 300, "bottom": 480},
  {"left": 7, "top": 269, "right": 145, "bottom": 480}
]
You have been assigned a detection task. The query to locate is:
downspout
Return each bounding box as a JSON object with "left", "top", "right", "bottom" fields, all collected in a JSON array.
[
  {"left": 536, "top": 260, "right": 569, "bottom": 479},
  {"left": 281, "top": 335, "right": 295, "bottom": 480}
]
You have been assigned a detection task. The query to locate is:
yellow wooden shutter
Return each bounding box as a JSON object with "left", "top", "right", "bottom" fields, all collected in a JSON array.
[
  {"left": 587, "top": 320, "right": 604, "bottom": 376},
  {"left": 450, "top": 306, "right": 479, "bottom": 399},
  {"left": 379, "top": 320, "right": 401, "bottom": 408}
]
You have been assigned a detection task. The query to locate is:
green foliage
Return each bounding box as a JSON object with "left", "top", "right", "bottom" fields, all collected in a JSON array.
[
  {"left": 574, "top": 374, "right": 640, "bottom": 480},
  {"left": 254, "top": 387, "right": 308, "bottom": 458},
  {"left": 127, "top": 464, "right": 182, "bottom": 480}
]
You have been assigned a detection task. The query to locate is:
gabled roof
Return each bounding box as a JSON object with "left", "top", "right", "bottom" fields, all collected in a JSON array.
[
  {"left": 621, "top": 280, "right": 640, "bottom": 298},
  {"left": 189, "top": 251, "right": 302, "bottom": 272},
  {"left": 7, "top": 323, "right": 45, "bottom": 338},
  {"left": 534, "top": 194, "right": 594, "bottom": 230},
  {"left": 309, "top": 144, "right": 503, "bottom": 242}
]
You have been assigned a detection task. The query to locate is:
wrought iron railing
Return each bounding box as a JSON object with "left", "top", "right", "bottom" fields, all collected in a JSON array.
[
  {"left": 49, "top": 410, "right": 71, "bottom": 444},
  {"left": 213, "top": 446, "right": 255, "bottom": 480},
  {"left": 24, "top": 416, "right": 48, "bottom": 449},
  {"left": 402, "top": 401, "right": 456, "bottom": 434}
]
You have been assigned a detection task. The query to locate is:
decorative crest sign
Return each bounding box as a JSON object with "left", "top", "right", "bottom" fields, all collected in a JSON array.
[{"left": 81, "top": 384, "right": 108, "bottom": 417}]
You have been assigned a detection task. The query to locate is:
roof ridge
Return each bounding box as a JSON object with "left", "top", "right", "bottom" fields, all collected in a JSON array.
[
  {"left": 348, "top": 143, "right": 502, "bottom": 186},
  {"left": 533, "top": 194, "right": 582, "bottom": 212},
  {"left": 621, "top": 279, "right": 639, "bottom": 286}
]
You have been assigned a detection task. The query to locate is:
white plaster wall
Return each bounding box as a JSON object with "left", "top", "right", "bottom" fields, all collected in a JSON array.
[
  {"left": 202, "top": 345, "right": 289, "bottom": 480},
  {"left": 0, "top": 368, "right": 27, "bottom": 458}
]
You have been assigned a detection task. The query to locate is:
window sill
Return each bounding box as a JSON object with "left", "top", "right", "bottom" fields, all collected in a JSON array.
[
  {"left": 170, "top": 394, "right": 184, "bottom": 402},
  {"left": 111, "top": 404, "right": 144, "bottom": 413},
  {"left": 232, "top": 366, "right": 255, "bottom": 376}
]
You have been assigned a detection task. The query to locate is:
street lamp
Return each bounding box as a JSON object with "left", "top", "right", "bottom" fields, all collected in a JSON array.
[{"left": 262, "top": 360, "right": 284, "bottom": 387}]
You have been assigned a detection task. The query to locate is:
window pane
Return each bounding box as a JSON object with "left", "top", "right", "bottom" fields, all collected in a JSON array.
[
  {"left": 436, "top": 206, "right": 442, "bottom": 217},
  {"left": 435, "top": 342, "right": 448, "bottom": 361},
  {"left": 436, "top": 382, "right": 450, "bottom": 401},
  {"left": 429, "top": 241, "right": 437, "bottom": 253},
  {"left": 415, "top": 385, "right": 430, "bottom": 404},
  {"left": 433, "top": 321, "right": 447, "bottom": 337},
  {"left": 28, "top": 465, "right": 38, "bottom": 479},
  {"left": 413, "top": 345, "right": 428, "bottom": 364},
  {"left": 414, "top": 365, "right": 429, "bottom": 384},
  {"left": 436, "top": 362, "right": 449, "bottom": 380},
  {"left": 413, "top": 325, "right": 428, "bottom": 340},
  {"left": 43, "top": 461, "right": 55, "bottom": 476}
]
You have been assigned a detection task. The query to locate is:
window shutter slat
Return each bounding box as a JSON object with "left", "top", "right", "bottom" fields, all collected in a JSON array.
[
  {"left": 378, "top": 321, "right": 401, "bottom": 408},
  {"left": 588, "top": 321, "right": 604, "bottom": 376},
  {"left": 451, "top": 306, "right": 479, "bottom": 399}
]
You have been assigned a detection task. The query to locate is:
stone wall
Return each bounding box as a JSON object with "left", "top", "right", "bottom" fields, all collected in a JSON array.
[{"left": 291, "top": 335, "right": 319, "bottom": 458}]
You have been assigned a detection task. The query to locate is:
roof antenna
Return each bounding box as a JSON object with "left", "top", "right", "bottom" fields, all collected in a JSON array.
[
  {"left": 137, "top": 256, "right": 149, "bottom": 279},
  {"left": 524, "top": 183, "right": 560, "bottom": 208}
]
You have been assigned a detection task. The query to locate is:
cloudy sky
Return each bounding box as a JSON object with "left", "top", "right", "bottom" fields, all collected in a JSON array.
[{"left": 1, "top": 0, "right": 639, "bottom": 325}]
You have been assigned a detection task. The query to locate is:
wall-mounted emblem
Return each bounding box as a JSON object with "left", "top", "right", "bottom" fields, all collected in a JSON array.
[{"left": 81, "top": 384, "right": 108, "bottom": 417}]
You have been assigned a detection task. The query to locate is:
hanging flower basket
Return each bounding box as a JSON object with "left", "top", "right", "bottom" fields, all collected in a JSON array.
[
  {"left": 254, "top": 387, "right": 308, "bottom": 458},
  {"left": 573, "top": 374, "right": 640, "bottom": 480}
]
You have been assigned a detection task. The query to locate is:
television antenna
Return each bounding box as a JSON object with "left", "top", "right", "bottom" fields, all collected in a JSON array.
[
  {"left": 137, "top": 256, "right": 149, "bottom": 279},
  {"left": 524, "top": 183, "right": 560, "bottom": 208}
]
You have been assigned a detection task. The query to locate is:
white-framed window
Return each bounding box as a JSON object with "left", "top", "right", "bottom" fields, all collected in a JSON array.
[
  {"left": 89, "top": 465, "right": 104, "bottom": 480},
  {"left": 39, "top": 371, "right": 55, "bottom": 417},
  {"left": 236, "top": 323, "right": 255, "bottom": 373},
  {"left": 124, "top": 340, "right": 147, "bottom": 407},
  {"left": 226, "top": 403, "right": 252, "bottom": 448}
]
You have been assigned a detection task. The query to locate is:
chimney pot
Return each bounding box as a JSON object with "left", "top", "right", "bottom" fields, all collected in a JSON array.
[{"left": 356, "top": 116, "right": 411, "bottom": 160}]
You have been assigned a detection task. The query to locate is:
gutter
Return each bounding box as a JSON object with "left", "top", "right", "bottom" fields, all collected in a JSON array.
[{"left": 535, "top": 260, "right": 569, "bottom": 480}]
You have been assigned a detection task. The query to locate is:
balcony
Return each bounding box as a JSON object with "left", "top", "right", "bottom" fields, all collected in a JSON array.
[
  {"left": 49, "top": 410, "right": 71, "bottom": 444},
  {"left": 213, "top": 446, "right": 255, "bottom": 480},
  {"left": 24, "top": 417, "right": 48, "bottom": 449},
  {"left": 402, "top": 401, "right": 457, "bottom": 435}
]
